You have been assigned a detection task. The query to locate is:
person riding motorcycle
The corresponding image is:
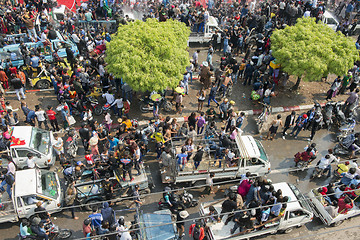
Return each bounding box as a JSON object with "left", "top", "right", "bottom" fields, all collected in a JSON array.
[
  {"left": 30, "top": 217, "right": 49, "bottom": 240},
  {"left": 313, "top": 154, "right": 336, "bottom": 178},
  {"left": 294, "top": 147, "right": 314, "bottom": 167},
  {"left": 163, "top": 187, "right": 180, "bottom": 213},
  {"left": 341, "top": 133, "right": 360, "bottom": 158}
]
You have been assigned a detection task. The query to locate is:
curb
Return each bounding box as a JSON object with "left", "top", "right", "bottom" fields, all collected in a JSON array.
[
  {"left": 6, "top": 88, "right": 53, "bottom": 94},
  {"left": 241, "top": 103, "right": 325, "bottom": 117}
]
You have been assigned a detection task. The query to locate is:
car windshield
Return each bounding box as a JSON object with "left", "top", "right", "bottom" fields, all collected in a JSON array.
[
  {"left": 255, "top": 140, "right": 268, "bottom": 162},
  {"left": 289, "top": 184, "right": 312, "bottom": 212},
  {"left": 41, "top": 170, "right": 58, "bottom": 199},
  {"left": 30, "top": 127, "right": 50, "bottom": 155}
]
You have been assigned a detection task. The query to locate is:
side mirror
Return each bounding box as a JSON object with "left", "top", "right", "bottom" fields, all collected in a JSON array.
[{"left": 36, "top": 154, "right": 41, "bottom": 158}]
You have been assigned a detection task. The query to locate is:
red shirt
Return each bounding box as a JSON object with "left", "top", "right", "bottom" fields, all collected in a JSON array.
[
  {"left": 338, "top": 197, "right": 353, "bottom": 214},
  {"left": 46, "top": 110, "right": 56, "bottom": 120}
]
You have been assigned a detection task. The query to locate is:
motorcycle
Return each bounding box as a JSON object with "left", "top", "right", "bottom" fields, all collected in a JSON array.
[
  {"left": 336, "top": 118, "right": 356, "bottom": 142},
  {"left": 313, "top": 101, "right": 324, "bottom": 128},
  {"left": 83, "top": 96, "right": 103, "bottom": 116},
  {"left": 333, "top": 102, "right": 346, "bottom": 127},
  {"left": 139, "top": 95, "right": 172, "bottom": 113},
  {"left": 65, "top": 99, "right": 84, "bottom": 116},
  {"left": 19, "top": 220, "right": 72, "bottom": 240},
  {"left": 158, "top": 189, "right": 198, "bottom": 213},
  {"left": 294, "top": 152, "right": 313, "bottom": 171},
  {"left": 323, "top": 101, "right": 334, "bottom": 130},
  {"left": 310, "top": 167, "right": 328, "bottom": 179},
  {"left": 65, "top": 128, "right": 79, "bottom": 158}
]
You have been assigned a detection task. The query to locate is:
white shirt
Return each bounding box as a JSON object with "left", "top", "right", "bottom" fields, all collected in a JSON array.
[
  {"left": 53, "top": 137, "right": 63, "bottom": 150},
  {"left": 27, "top": 158, "right": 36, "bottom": 169},
  {"left": 99, "top": 65, "right": 105, "bottom": 76},
  {"left": 7, "top": 162, "right": 16, "bottom": 175},
  {"left": 279, "top": 1, "right": 286, "bottom": 10},
  {"left": 71, "top": 33, "right": 80, "bottom": 43},
  {"left": 102, "top": 92, "right": 115, "bottom": 104},
  {"left": 303, "top": 11, "right": 311, "bottom": 17},
  {"left": 318, "top": 157, "right": 331, "bottom": 169},
  {"left": 40, "top": 32, "right": 48, "bottom": 42},
  {"left": 105, "top": 113, "right": 113, "bottom": 124},
  {"left": 35, "top": 110, "right": 46, "bottom": 121},
  {"left": 134, "top": 148, "right": 141, "bottom": 161},
  {"left": 111, "top": 98, "right": 124, "bottom": 108},
  {"left": 206, "top": 174, "right": 213, "bottom": 186}
]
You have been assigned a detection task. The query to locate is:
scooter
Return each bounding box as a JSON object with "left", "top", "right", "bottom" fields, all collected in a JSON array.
[
  {"left": 19, "top": 221, "right": 72, "bottom": 240},
  {"left": 65, "top": 128, "right": 78, "bottom": 158}
]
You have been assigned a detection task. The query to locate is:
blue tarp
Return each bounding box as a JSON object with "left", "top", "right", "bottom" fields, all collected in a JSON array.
[{"left": 141, "top": 213, "right": 176, "bottom": 240}]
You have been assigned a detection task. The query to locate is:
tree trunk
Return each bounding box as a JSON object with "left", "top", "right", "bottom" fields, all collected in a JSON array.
[{"left": 291, "top": 76, "right": 301, "bottom": 91}]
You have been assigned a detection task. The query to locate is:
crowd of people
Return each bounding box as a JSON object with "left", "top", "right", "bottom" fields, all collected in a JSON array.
[{"left": 0, "top": 0, "right": 357, "bottom": 239}]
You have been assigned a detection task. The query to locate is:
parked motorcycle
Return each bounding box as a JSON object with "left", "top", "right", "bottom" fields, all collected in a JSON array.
[
  {"left": 323, "top": 101, "right": 334, "bottom": 130},
  {"left": 333, "top": 102, "right": 346, "bottom": 127},
  {"left": 83, "top": 96, "right": 103, "bottom": 116},
  {"left": 336, "top": 118, "right": 356, "bottom": 142},
  {"left": 139, "top": 95, "right": 172, "bottom": 113},
  {"left": 20, "top": 219, "right": 72, "bottom": 240},
  {"left": 65, "top": 128, "right": 79, "bottom": 158},
  {"left": 334, "top": 133, "right": 360, "bottom": 156}
]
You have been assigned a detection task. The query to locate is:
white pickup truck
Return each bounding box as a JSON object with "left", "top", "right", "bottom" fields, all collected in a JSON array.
[
  {"left": 200, "top": 182, "right": 313, "bottom": 240},
  {"left": 308, "top": 183, "right": 360, "bottom": 227},
  {"left": 160, "top": 131, "right": 270, "bottom": 184},
  {"left": 188, "top": 16, "right": 222, "bottom": 44},
  {"left": 0, "top": 169, "right": 62, "bottom": 223},
  {"left": 0, "top": 126, "right": 55, "bottom": 169}
]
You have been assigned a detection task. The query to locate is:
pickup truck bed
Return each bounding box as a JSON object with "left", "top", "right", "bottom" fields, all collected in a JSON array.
[{"left": 308, "top": 188, "right": 360, "bottom": 226}]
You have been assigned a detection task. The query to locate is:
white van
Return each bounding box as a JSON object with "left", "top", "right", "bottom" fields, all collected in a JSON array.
[
  {"left": 0, "top": 169, "right": 62, "bottom": 223},
  {"left": 188, "top": 16, "right": 222, "bottom": 44},
  {"left": 200, "top": 182, "right": 313, "bottom": 240},
  {"left": 4, "top": 126, "right": 55, "bottom": 169}
]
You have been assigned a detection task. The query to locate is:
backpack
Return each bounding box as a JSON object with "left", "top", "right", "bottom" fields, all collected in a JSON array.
[{"left": 192, "top": 224, "right": 201, "bottom": 240}]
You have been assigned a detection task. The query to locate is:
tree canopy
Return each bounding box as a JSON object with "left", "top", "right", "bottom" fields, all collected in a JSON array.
[
  {"left": 271, "top": 17, "right": 359, "bottom": 84},
  {"left": 105, "top": 19, "right": 190, "bottom": 92}
]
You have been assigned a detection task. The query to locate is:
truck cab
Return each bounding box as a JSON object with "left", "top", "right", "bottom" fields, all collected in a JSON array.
[
  {"left": 2, "top": 126, "right": 55, "bottom": 169},
  {"left": 0, "top": 169, "right": 62, "bottom": 223},
  {"left": 188, "top": 16, "right": 222, "bottom": 44},
  {"left": 200, "top": 182, "right": 313, "bottom": 240}
]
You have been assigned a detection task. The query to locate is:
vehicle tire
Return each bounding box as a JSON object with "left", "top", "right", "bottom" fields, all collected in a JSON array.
[
  {"left": 93, "top": 105, "right": 103, "bottom": 116},
  {"left": 57, "top": 229, "right": 72, "bottom": 239},
  {"left": 282, "top": 227, "right": 294, "bottom": 234},
  {"left": 35, "top": 80, "right": 51, "bottom": 89},
  {"left": 139, "top": 102, "right": 149, "bottom": 113},
  {"left": 85, "top": 199, "right": 101, "bottom": 211},
  {"left": 331, "top": 220, "right": 344, "bottom": 227},
  {"left": 141, "top": 188, "right": 151, "bottom": 195},
  {"left": 163, "top": 101, "right": 172, "bottom": 112}
]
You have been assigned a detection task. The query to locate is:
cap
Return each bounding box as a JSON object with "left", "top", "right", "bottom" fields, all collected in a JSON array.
[
  {"left": 302, "top": 114, "right": 307, "bottom": 118},
  {"left": 44, "top": 29, "right": 49, "bottom": 33},
  {"left": 64, "top": 106, "right": 68, "bottom": 109},
  {"left": 179, "top": 210, "right": 189, "bottom": 219},
  {"left": 224, "top": 98, "right": 229, "bottom": 102}
]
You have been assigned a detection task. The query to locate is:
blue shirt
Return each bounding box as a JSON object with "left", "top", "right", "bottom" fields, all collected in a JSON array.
[
  {"left": 177, "top": 153, "right": 188, "bottom": 165},
  {"left": 26, "top": 111, "right": 36, "bottom": 122},
  {"left": 88, "top": 213, "right": 103, "bottom": 228},
  {"left": 271, "top": 203, "right": 282, "bottom": 216},
  {"left": 108, "top": 138, "right": 119, "bottom": 151}
]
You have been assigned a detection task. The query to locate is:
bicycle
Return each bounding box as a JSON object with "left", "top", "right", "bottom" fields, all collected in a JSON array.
[{"left": 256, "top": 102, "right": 272, "bottom": 133}]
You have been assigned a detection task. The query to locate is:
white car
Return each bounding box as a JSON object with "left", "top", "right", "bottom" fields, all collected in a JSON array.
[{"left": 323, "top": 11, "right": 339, "bottom": 31}]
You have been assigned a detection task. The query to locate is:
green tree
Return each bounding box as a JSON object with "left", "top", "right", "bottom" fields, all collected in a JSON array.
[
  {"left": 271, "top": 17, "right": 359, "bottom": 90},
  {"left": 105, "top": 19, "right": 190, "bottom": 92}
]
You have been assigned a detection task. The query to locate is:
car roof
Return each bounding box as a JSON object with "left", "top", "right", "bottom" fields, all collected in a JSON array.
[
  {"left": 10, "top": 126, "right": 32, "bottom": 148},
  {"left": 273, "top": 182, "right": 302, "bottom": 211},
  {"left": 236, "top": 135, "right": 261, "bottom": 159},
  {"left": 15, "top": 169, "right": 39, "bottom": 196}
]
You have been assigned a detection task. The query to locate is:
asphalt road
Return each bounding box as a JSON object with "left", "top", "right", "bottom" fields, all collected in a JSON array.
[{"left": 1, "top": 90, "right": 360, "bottom": 240}]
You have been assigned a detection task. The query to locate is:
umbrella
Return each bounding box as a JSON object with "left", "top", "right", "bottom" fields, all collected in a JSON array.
[{"left": 151, "top": 94, "right": 162, "bottom": 102}]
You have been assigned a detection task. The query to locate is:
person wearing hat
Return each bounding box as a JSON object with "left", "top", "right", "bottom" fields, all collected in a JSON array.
[
  {"left": 176, "top": 210, "right": 189, "bottom": 239},
  {"left": 290, "top": 114, "right": 308, "bottom": 139}
]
